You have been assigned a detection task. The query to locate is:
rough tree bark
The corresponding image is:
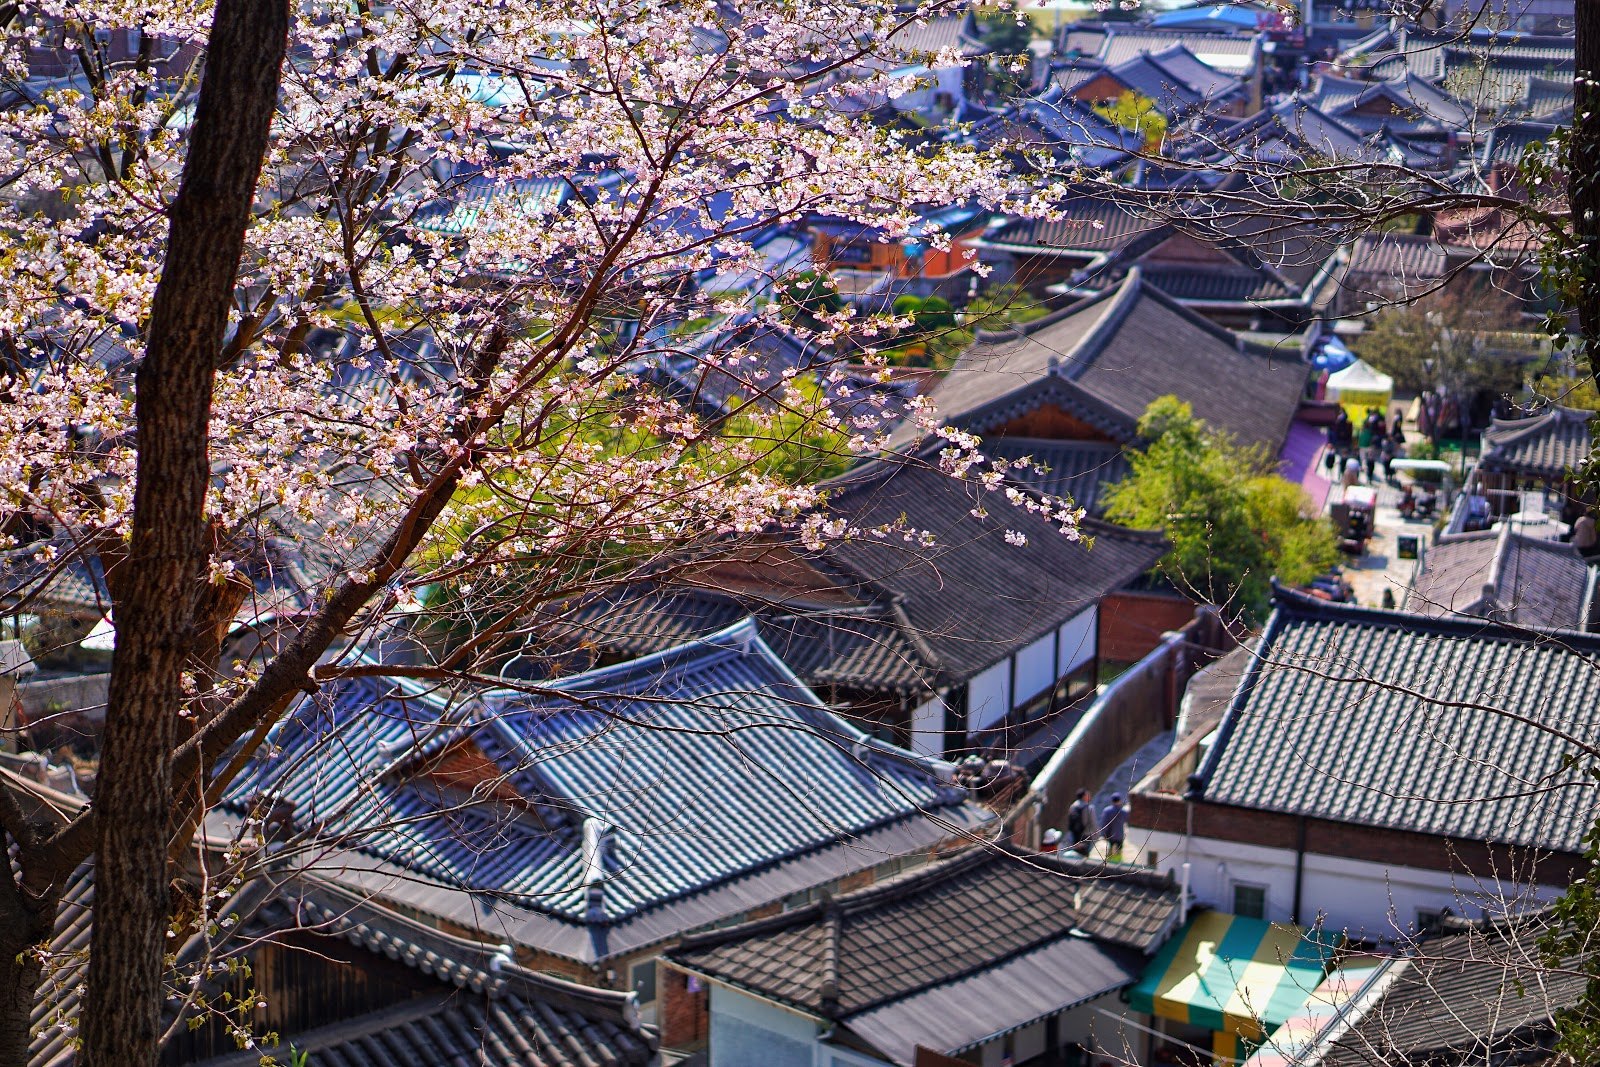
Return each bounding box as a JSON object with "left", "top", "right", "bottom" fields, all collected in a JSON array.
[
  {"left": 76, "top": 0, "right": 287, "bottom": 1062},
  {"left": 1574, "top": 3, "right": 1600, "bottom": 387}
]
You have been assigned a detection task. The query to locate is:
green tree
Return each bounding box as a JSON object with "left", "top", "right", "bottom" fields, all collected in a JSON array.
[
  {"left": 976, "top": 10, "right": 1032, "bottom": 56},
  {"left": 1092, "top": 90, "right": 1167, "bottom": 153},
  {"left": 1354, "top": 285, "right": 1529, "bottom": 398},
  {"left": 1103, "top": 397, "right": 1338, "bottom": 623}
]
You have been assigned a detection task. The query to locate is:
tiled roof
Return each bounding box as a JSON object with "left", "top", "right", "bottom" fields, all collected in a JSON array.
[
  {"left": 196, "top": 992, "right": 650, "bottom": 1067},
  {"left": 1316, "top": 918, "right": 1583, "bottom": 1067},
  {"left": 969, "top": 96, "right": 1136, "bottom": 169},
  {"left": 981, "top": 196, "right": 1164, "bottom": 257},
  {"left": 1479, "top": 405, "right": 1594, "bottom": 480},
  {"left": 553, "top": 458, "right": 1164, "bottom": 689},
  {"left": 903, "top": 269, "right": 1304, "bottom": 455},
  {"left": 985, "top": 437, "right": 1131, "bottom": 516},
  {"left": 1079, "top": 27, "right": 1262, "bottom": 78},
  {"left": 224, "top": 622, "right": 988, "bottom": 960},
  {"left": 1483, "top": 119, "right": 1563, "bottom": 168},
  {"left": 668, "top": 844, "right": 1180, "bottom": 1042},
  {"left": 816, "top": 458, "right": 1167, "bottom": 679},
  {"left": 1192, "top": 588, "right": 1600, "bottom": 855},
  {"left": 1406, "top": 526, "right": 1594, "bottom": 630},
  {"left": 0, "top": 539, "right": 109, "bottom": 616},
  {"left": 191, "top": 877, "right": 656, "bottom": 1067},
  {"left": 1203, "top": 98, "right": 1369, "bottom": 166},
  {"left": 1342, "top": 232, "right": 1458, "bottom": 286},
  {"left": 884, "top": 10, "right": 988, "bottom": 58}
]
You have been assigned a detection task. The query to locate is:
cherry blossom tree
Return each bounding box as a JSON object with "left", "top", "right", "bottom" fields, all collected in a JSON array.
[{"left": 0, "top": 0, "right": 1076, "bottom": 1059}]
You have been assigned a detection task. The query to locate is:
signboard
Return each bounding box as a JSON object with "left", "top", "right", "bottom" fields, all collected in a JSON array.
[{"left": 1397, "top": 535, "right": 1420, "bottom": 560}]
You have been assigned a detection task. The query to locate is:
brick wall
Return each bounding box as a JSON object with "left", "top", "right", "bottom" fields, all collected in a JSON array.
[
  {"left": 659, "top": 962, "right": 711, "bottom": 1052},
  {"left": 1131, "top": 791, "right": 1588, "bottom": 886},
  {"left": 1098, "top": 591, "right": 1197, "bottom": 664}
]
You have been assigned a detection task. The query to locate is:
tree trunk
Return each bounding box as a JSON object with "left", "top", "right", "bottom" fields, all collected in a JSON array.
[
  {"left": 0, "top": 896, "right": 54, "bottom": 1066},
  {"left": 78, "top": 0, "right": 287, "bottom": 1062},
  {"left": 1574, "top": 2, "right": 1600, "bottom": 384}
]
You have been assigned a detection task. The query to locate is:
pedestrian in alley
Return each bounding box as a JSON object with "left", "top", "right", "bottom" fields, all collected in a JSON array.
[
  {"left": 1066, "top": 788, "right": 1095, "bottom": 855},
  {"left": 1100, "top": 793, "right": 1128, "bottom": 863}
]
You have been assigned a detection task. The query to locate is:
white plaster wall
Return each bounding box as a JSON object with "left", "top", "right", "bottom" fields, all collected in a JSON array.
[
  {"left": 910, "top": 693, "right": 946, "bottom": 756},
  {"left": 710, "top": 986, "right": 820, "bottom": 1067},
  {"left": 968, "top": 659, "right": 1012, "bottom": 732},
  {"left": 1134, "top": 828, "right": 1565, "bottom": 942},
  {"left": 1057, "top": 608, "right": 1098, "bottom": 674},
  {"left": 1014, "top": 631, "right": 1057, "bottom": 706}
]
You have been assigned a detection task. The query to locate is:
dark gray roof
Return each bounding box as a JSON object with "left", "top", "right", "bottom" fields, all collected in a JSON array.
[
  {"left": 668, "top": 844, "right": 1179, "bottom": 1062},
  {"left": 885, "top": 10, "right": 989, "bottom": 57},
  {"left": 985, "top": 437, "right": 1131, "bottom": 516},
  {"left": 1193, "top": 588, "right": 1600, "bottom": 855},
  {"left": 198, "top": 992, "right": 649, "bottom": 1067},
  {"left": 192, "top": 878, "right": 656, "bottom": 1067},
  {"left": 553, "top": 456, "right": 1165, "bottom": 690},
  {"left": 981, "top": 196, "right": 1163, "bottom": 258},
  {"left": 1406, "top": 526, "right": 1595, "bottom": 630},
  {"left": 840, "top": 935, "right": 1142, "bottom": 1065},
  {"left": 1483, "top": 120, "right": 1564, "bottom": 169},
  {"left": 1203, "top": 98, "right": 1370, "bottom": 166},
  {"left": 557, "top": 588, "right": 934, "bottom": 690},
  {"left": 1342, "top": 232, "right": 1461, "bottom": 289},
  {"left": 903, "top": 269, "right": 1304, "bottom": 455},
  {"left": 1479, "top": 406, "right": 1594, "bottom": 480},
  {"left": 0, "top": 539, "right": 109, "bottom": 617},
  {"left": 1317, "top": 918, "right": 1583, "bottom": 1067},
  {"left": 816, "top": 457, "right": 1167, "bottom": 679}
]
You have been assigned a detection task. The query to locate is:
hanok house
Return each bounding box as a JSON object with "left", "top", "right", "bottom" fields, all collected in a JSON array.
[
  {"left": 5, "top": 759, "right": 658, "bottom": 1067},
  {"left": 552, "top": 451, "right": 1169, "bottom": 762},
  {"left": 1258, "top": 913, "right": 1585, "bottom": 1067},
  {"left": 973, "top": 195, "right": 1164, "bottom": 292},
  {"left": 1055, "top": 23, "right": 1267, "bottom": 112},
  {"left": 1056, "top": 42, "right": 1251, "bottom": 122},
  {"left": 803, "top": 203, "right": 990, "bottom": 304},
  {"left": 661, "top": 843, "right": 1183, "bottom": 1067},
  {"left": 1058, "top": 207, "right": 1347, "bottom": 333},
  {"left": 1464, "top": 405, "right": 1595, "bottom": 527},
  {"left": 1126, "top": 586, "right": 1600, "bottom": 943},
  {"left": 220, "top": 620, "right": 993, "bottom": 1026},
  {"left": 1404, "top": 524, "right": 1600, "bottom": 632},
  {"left": 30, "top": 868, "right": 657, "bottom": 1066},
  {"left": 894, "top": 266, "right": 1306, "bottom": 513}
]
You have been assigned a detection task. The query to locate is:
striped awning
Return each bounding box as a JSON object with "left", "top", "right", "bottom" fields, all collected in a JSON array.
[
  {"left": 1128, "top": 912, "right": 1339, "bottom": 1040},
  {"left": 1243, "top": 958, "right": 1390, "bottom": 1066}
]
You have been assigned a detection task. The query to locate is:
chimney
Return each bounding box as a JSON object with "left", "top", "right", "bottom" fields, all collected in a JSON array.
[{"left": 582, "top": 818, "right": 610, "bottom": 924}]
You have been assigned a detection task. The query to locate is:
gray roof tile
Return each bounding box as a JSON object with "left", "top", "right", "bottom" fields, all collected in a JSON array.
[
  {"left": 224, "top": 621, "right": 987, "bottom": 956},
  {"left": 1479, "top": 406, "right": 1594, "bottom": 480},
  {"left": 1406, "top": 526, "right": 1594, "bottom": 630},
  {"left": 668, "top": 844, "right": 1180, "bottom": 1019},
  {"left": 1319, "top": 918, "right": 1583, "bottom": 1067},
  {"left": 1194, "top": 588, "right": 1600, "bottom": 855},
  {"left": 901, "top": 269, "right": 1306, "bottom": 456}
]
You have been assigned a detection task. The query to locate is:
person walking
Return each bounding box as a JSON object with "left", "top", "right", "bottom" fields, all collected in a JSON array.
[
  {"left": 1066, "top": 788, "right": 1095, "bottom": 854},
  {"left": 1100, "top": 793, "right": 1128, "bottom": 862}
]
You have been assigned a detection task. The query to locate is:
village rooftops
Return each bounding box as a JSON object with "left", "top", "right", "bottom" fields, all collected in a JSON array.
[
  {"left": 1058, "top": 24, "right": 1264, "bottom": 79},
  {"left": 1291, "top": 916, "right": 1583, "bottom": 1067},
  {"left": 892, "top": 268, "right": 1306, "bottom": 455},
  {"left": 1184, "top": 586, "right": 1600, "bottom": 857},
  {"left": 667, "top": 843, "right": 1182, "bottom": 1066},
  {"left": 551, "top": 453, "right": 1166, "bottom": 695},
  {"left": 1478, "top": 405, "right": 1594, "bottom": 481},
  {"left": 1405, "top": 524, "right": 1597, "bottom": 631},
  {"left": 221, "top": 619, "right": 992, "bottom": 964}
]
